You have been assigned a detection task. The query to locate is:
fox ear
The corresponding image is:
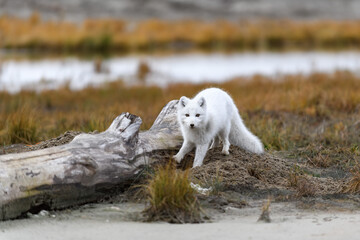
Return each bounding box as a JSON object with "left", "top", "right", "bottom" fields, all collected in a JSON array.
[
  {"left": 198, "top": 97, "right": 206, "bottom": 108},
  {"left": 179, "top": 96, "right": 189, "bottom": 108}
]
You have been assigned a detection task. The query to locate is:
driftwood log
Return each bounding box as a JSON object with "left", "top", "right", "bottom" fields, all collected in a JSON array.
[{"left": 0, "top": 100, "right": 182, "bottom": 220}]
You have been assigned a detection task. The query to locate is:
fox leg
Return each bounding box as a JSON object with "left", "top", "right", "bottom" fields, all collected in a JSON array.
[
  {"left": 219, "top": 125, "right": 231, "bottom": 155},
  {"left": 193, "top": 144, "right": 209, "bottom": 167},
  {"left": 173, "top": 140, "right": 194, "bottom": 163},
  {"left": 209, "top": 136, "right": 220, "bottom": 149}
]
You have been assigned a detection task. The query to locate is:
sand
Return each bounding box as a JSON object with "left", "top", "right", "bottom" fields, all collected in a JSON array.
[{"left": 1, "top": 202, "right": 359, "bottom": 240}]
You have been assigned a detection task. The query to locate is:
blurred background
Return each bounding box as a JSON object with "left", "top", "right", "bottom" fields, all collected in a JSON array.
[
  {"left": 1, "top": 0, "right": 360, "bottom": 92},
  {"left": 1, "top": 0, "right": 360, "bottom": 21}
]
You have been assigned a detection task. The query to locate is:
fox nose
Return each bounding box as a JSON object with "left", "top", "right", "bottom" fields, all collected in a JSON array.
[{"left": 190, "top": 123, "right": 194, "bottom": 128}]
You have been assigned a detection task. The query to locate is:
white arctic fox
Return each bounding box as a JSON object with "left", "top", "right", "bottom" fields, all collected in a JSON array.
[{"left": 173, "top": 88, "right": 264, "bottom": 167}]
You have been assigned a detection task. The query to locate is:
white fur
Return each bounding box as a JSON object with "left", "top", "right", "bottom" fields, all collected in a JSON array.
[{"left": 174, "top": 88, "right": 264, "bottom": 167}]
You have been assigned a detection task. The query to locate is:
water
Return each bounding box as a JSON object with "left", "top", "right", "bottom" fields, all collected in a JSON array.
[{"left": 1, "top": 51, "right": 360, "bottom": 93}]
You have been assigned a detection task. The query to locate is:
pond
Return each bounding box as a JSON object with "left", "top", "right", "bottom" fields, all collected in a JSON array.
[{"left": 1, "top": 51, "right": 360, "bottom": 93}]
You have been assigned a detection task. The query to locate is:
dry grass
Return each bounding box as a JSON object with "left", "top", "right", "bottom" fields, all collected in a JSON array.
[
  {"left": 258, "top": 198, "right": 271, "bottom": 223},
  {"left": 2, "top": 14, "right": 360, "bottom": 53},
  {"left": 288, "top": 165, "right": 318, "bottom": 197},
  {"left": 307, "top": 153, "right": 331, "bottom": 168},
  {"left": 1, "top": 107, "right": 40, "bottom": 144},
  {"left": 288, "top": 167, "right": 316, "bottom": 197},
  {"left": 288, "top": 166, "right": 302, "bottom": 187},
  {"left": 143, "top": 162, "right": 202, "bottom": 223},
  {"left": 195, "top": 167, "right": 225, "bottom": 196},
  {"left": 0, "top": 72, "right": 360, "bottom": 154},
  {"left": 295, "top": 177, "right": 316, "bottom": 198},
  {"left": 0, "top": 71, "right": 359, "bottom": 172},
  {"left": 344, "top": 164, "right": 360, "bottom": 194}
]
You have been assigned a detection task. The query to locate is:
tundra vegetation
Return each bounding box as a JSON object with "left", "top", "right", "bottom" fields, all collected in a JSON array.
[
  {"left": 1, "top": 14, "right": 360, "bottom": 222},
  {"left": 1, "top": 72, "right": 359, "bottom": 200},
  {"left": 1, "top": 71, "right": 359, "bottom": 157},
  {"left": 1, "top": 14, "right": 360, "bottom": 53}
]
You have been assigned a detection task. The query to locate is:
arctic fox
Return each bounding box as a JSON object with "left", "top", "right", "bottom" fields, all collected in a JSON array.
[{"left": 173, "top": 88, "right": 264, "bottom": 168}]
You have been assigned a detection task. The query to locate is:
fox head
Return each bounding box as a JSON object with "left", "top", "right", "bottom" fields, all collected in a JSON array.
[{"left": 177, "top": 96, "right": 207, "bottom": 130}]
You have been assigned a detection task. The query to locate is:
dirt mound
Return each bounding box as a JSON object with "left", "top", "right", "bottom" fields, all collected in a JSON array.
[
  {"left": 192, "top": 147, "right": 290, "bottom": 189},
  {"left": 0, "top": 131, "right": 81, "bottom": 155},
  {"left": 190, "top": 146, "right": 345, "bottom": 197}
]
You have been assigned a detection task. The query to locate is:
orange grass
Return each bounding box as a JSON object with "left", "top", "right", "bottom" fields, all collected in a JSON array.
[
  {"left": 1, "top": 14, "right": 360, "bottom": 53},
  {"left": 0, "top": 71, "right": 359, "bottom": 171}
]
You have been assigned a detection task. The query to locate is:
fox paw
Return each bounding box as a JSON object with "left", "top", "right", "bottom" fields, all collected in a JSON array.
[
  {"left": 222, "top": 149, "right": 229, "bottom": 155},
  {"left": 173, "top": 154, "right": 182, "bottom": 163}
]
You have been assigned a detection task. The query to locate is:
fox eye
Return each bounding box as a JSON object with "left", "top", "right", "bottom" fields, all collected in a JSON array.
[
  {"left": 185, "top": 114, "right": 190, "bottom": 117},
  {"left": 195, "top": 114, "right": 200, "bottom": 117}
]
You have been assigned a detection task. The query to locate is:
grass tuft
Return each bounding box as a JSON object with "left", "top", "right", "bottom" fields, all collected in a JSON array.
[
  {"left": 288, "top": 166, "right": 302, "bottom": 187},
  {"left": 143, "top": 162, "right": 203, "bottom": 223},
  {"left": 344, "top": 164, "right": 360, "bottom": 194},
  {"left": 288, "top": 166, "right": 316, "bottom": 197},
  {"left": 258, "top": 198, "right": 271, "bottom": 223}
]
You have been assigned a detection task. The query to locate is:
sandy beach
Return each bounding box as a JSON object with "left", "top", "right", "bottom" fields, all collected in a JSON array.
[{"left": 1, "top": 201, "right": 360, "bottom": 240}]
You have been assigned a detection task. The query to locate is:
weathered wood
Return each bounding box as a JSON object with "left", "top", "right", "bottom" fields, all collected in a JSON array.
[{"left": 0, "top": 100, "right": 181, "bottom": 220}]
